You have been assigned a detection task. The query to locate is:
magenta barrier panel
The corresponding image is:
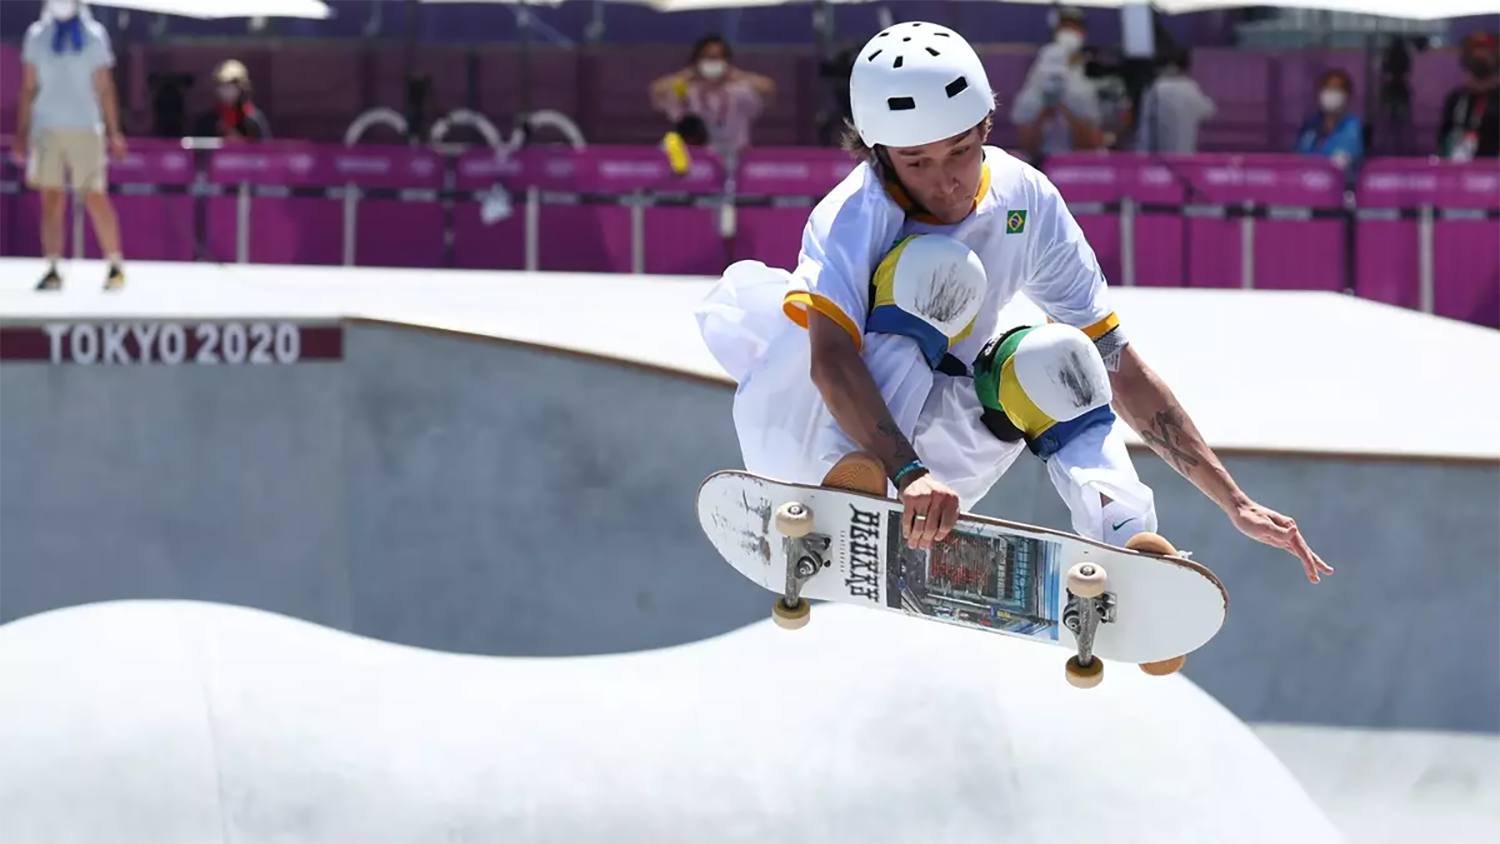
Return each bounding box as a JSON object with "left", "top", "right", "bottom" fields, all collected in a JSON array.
[
  {"left": 0, "top": 140, "right": 21, "bottom": 260},
  {"left": 452, "top": 145, "right": 726, "bottom": 274},
  {"left": 727, "top": 149, "right": 860, "bottom": 271},
  {"left": 1046, "top": 154, "right": 1188, "bottom": 287},
  {"left": 339, "top": 146, "right": 448, "bottom": 269},
  {"left": 1357, "top": 160, "right": 1500, "bottom": 328},
  {"left": 205, "top": 143, "right": 338, "bottom": 265},
  {"left": 204, "top": 142, "right": 445, "bottom": 266},
  {"left": 1173, "top": 155, "right": 1346, "bottom": 292}
]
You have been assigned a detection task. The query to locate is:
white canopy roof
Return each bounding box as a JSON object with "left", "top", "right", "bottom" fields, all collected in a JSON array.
[{"left": 84, "top": 0, "right": 332, "bottom": 20}]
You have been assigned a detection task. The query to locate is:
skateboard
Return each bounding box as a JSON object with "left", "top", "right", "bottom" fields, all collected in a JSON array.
[{"left": 696, "top": 467, "right": 1229, "bottom": 688}]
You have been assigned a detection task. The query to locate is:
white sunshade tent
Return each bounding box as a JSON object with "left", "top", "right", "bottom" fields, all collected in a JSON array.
[
  {"left": 81, "top": 0, "right": 333, "bottom": 19},
  {"left": 417, "top": 0, "right": 1500, "bottom": 24},
  {"left": 407, "top": 0, "right": 844, "bottom": 8},
  {"left": 939, "top": 0, "right": 1481, "bottom": 20}
]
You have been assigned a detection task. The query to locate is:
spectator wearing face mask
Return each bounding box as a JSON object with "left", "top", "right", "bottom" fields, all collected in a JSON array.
[
  {"left": 13, "top": 0, "right": 128, "bottom": 292},
  {"left": 1437, "top": 32, "right": 1499, "bottom": 161},
  {"left": 1009, "top": 8, "right": 1105, "bottom": 164},
  {"left": 193, "top": 60, "right": 270, "bottom": 143},
  {"left": 649, "top": 34, "right": 775, "bottom": 171},
  {"left": 1294, "top": 69, "right": 1364, "bottom": 175}
]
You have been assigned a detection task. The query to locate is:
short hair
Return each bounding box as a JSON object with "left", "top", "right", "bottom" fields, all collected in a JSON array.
[
  {"left": 690, "top": 33, "right": 731, "bottom": 63},
  {"left": 1318, "top": 68, "right": 1354, "bottom": 92},
  {"left": 837, "top": 109, "right": 995, "bottom": 167}
]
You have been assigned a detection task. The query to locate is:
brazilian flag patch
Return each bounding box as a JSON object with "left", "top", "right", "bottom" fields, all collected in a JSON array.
[{"left": 1005, "top": 210, "right": 1027, "bottom": 234}]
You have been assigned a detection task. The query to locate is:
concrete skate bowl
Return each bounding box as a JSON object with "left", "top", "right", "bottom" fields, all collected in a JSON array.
[
  {"left": 2, "top": 312, "right": 1498, "bottom": 740},
  {"left": 0, "top": 599, "right": 1348, "bottom": 844},
  {"left": 0, "top": 320, "right": 768, "bottom": 658}
]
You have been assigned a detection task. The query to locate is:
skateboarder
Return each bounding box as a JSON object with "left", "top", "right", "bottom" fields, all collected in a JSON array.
[{"left": 695, "top": 21, "right": 1332, "bottom": 585}]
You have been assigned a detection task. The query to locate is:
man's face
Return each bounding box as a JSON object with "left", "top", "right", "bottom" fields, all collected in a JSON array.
[
  {"left": 884, "top": 124, "right": 986, "bottom": 225},
  {"left": 1465, "top": 42, "right": 1497, "bottom": 81}
]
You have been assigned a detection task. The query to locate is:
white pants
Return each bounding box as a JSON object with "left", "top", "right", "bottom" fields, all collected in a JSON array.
[{"left": 694, "top": 261, "right": 1158, "bottom": 544}]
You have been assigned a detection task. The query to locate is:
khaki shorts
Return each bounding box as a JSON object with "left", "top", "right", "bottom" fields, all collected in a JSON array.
[{"left": 27, "top": 128, "right": 107, "bottom": 193}]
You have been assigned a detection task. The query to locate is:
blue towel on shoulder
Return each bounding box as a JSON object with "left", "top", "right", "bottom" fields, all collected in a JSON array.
[{"left": 53, "top": 18, "right": 84, "bottom": 55}]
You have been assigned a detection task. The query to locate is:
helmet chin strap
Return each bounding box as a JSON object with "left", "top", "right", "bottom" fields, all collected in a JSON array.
[{"left": 872, "top": 145, "right": 936, "bottom": 219}]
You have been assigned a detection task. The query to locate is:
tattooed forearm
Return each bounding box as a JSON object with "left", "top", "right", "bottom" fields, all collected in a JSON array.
[
  {"left": 806, "top": 311, "right": 926, "bottom": 483},
  {"left": 877, "top": 419, "right": 921, "bottom": 473},
  {"left": 1110, "top": 344, "right": 1249, "bottom": 513},
  {"left": 1137, "top": 407, "right": 1202, "bottom": 476}
]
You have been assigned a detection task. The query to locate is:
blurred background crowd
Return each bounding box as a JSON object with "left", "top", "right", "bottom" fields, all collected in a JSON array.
[
  {"left": 1, "top": 0, "right": 1496, "bottom": 325},
  {"left": 2, "top": 1, "right": 1492, "bottom": 168}
]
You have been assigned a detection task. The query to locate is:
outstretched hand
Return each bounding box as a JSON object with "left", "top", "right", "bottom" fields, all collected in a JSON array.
[{"left": 1228, "top": 500, "right": 1334, "bottom": 583}]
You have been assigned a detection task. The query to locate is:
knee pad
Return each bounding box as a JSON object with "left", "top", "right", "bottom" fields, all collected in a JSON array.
[
  {"left": 865, "top": 234, "right": 986, "bottom": 369},
  {"left": 974, "top": 322, "right": 1115, "bottom": 458}
]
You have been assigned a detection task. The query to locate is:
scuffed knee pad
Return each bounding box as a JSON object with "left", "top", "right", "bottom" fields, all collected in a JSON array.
[
  {"left": 974, "top": 323, "right": 1114, "bottom": 457},
  {"left": 865, "top": 234, "right": 986, "bottom": 369}
]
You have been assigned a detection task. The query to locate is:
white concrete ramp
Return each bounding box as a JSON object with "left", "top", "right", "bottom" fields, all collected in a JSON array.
[{"left": 0, "top": 600, "right": 1343, "bottom": 844}]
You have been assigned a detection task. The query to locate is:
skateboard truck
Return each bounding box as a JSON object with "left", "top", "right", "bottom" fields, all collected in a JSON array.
[
  {"left": 1062, "top": 562, "right": 1116, "bottom": 689},
  {"left": 771, "top": 501, "right": 827, "bottom": 629}
]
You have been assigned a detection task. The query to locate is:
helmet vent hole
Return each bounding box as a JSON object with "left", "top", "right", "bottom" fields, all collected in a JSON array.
[
  {"left": 945, "top": 76, "right": 969, "bottom": 98},
  {"left": 887, "top": 96, "right": 916, "bottom": 112},
  {"left": 935, "top": 32, "right": 950, "bottom": 38},
  {"left": 893, "top": 55, "right": 904, "bottom": 68},
  {"left": 867, "top": 49, "right": 883, "bottom": 61},
  {"left": 926, "top": 47, "right": 940, "bottom": 57},
  {"left": 902, "top": 36, "right": 912, "bottom": 42}
]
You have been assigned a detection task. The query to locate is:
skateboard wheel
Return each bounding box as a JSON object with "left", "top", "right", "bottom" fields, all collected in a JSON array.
[
  {"left": 1066, "top": 562, "right": 1108, "bottom": 598},
  {"left": 771, "top": 597, "right": 811, "bottom": 630},
  {"left": 1125, "top": 532, "right": 1179, "bottom": 557},
  {"left": 1140, "top": 655, "right": 1187, "bottom": 676},
  {"left": 775, "top": 501, "right": 815, "bottom": 538},
  {"left": 1065, "top": 655, "right": 1105, "bottom": 689}
]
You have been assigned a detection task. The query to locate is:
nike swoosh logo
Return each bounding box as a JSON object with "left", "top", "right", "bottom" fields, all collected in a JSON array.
[{"left": 1111, "top": 518, "right": 1134, "bottom": 532}]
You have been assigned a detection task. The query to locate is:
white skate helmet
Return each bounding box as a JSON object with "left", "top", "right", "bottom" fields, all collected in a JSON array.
[{"left": 849, "top": 21, "right": 995, "bottom": 150}]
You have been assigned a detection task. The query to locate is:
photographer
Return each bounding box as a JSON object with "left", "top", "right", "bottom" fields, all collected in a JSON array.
[
  {"left": 1009, "top": 8, "right": 1105, "bottom": 164},
  {"left": 193, "top": 60, "right": 271, "bottom": 143}
]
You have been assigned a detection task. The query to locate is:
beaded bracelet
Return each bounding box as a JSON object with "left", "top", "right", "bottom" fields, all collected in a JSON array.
[{"left": 893, "top": 460, "right": 926, "bottom": 489}]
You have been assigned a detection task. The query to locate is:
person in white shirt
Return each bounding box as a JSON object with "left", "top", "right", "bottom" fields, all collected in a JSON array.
[
  {"left": 695, "top": 22, "right": 1331, "bottom": 585},
  {"left": 13, "top": 0, "right": 127, "bottom": 292},
  {"left": 1135, "top": 49, "right": 1216, "bottom": 154},
  {"left": 1009, "top": 11, "right": 1105, "bottom": 161}
]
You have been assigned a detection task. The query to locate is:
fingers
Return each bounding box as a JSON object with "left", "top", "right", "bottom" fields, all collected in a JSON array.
[
  {"left": 903, "top": 492, "right": 958, "bottom": 550},
  {"left": 1269, "top": 511, "right": 1334, "bottom": 583},
  {"left": 1287, "top": 523, "right": 1333, "bottom": 583},
  {"left": 935, "top": 494, "right": 960, "bottom": 543},
  {"left": 1240, "top": 506, "right": 1334, "bottom": 584},
  {"left": 909, "top": 498, "right": 940, "bottom": 549}
]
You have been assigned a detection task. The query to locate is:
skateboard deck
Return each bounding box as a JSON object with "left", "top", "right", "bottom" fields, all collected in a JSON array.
[{"left": 697, "top": 469, "right": 1229, "bottom": 685}]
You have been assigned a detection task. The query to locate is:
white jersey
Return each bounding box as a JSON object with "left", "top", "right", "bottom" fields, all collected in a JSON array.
[
  {"left": 695, "top": 145, "right": 1151, "bottom": 528},
  {"left": 781, "top": 144, "right": 1125, "bottom": 373}
]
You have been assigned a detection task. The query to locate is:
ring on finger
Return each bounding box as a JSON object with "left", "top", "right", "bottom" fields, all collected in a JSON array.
[{"left": 914, "top": 514, "right": 928, "bottom": 522}]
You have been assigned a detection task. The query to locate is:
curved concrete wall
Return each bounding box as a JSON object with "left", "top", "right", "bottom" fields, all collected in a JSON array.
[{"left": 1, "top": 321, "right": 1495, "bottom": 732}]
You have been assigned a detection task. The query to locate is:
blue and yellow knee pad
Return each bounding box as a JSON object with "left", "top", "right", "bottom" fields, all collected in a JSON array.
[
  {"left": 864, "top": 234, "right": 986, "bottom": 370},
  {"left": 973, "top": 323, "right": 1117, "bottom": 459}
]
